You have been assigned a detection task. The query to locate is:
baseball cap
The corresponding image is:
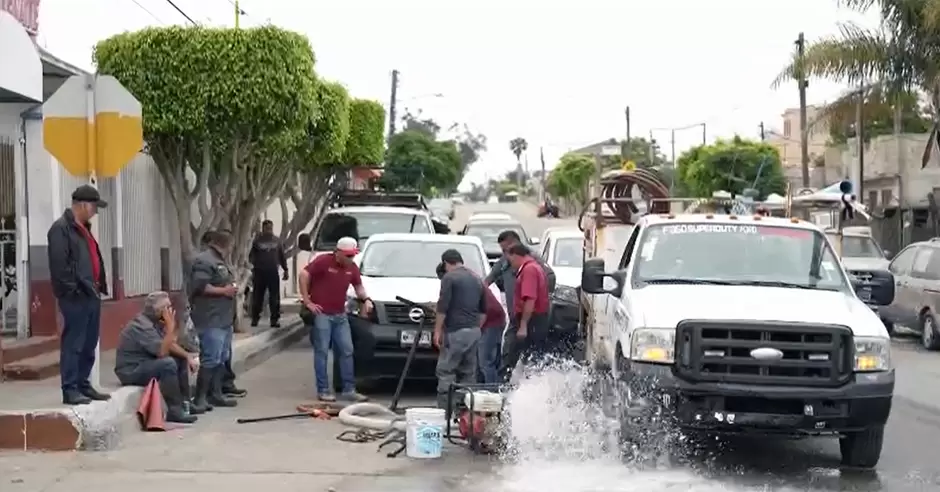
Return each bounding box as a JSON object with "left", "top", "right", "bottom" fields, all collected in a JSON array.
[
  {"left": 71, "top": 184, "right": 108, "bottom": 208},
  {"left": 336, "top": 237, "right": 359, "bottom": 256}
]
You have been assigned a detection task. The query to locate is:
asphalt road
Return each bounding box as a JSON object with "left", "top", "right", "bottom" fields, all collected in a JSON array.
[{"left": 5, "top": 201, "right": 940, "bottom": 492}]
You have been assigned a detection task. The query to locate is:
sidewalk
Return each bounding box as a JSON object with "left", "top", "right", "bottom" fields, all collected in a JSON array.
[
  {"left": 0, "top": 316, "right": 307, "bottom": 452},
  {"left": 0, "top": 345, "right": 491, "bottom": 492}
]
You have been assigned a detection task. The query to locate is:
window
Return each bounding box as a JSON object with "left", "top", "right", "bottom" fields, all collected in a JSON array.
[
  {"left": 912, "top": 248, "right": 935, "bottom": 278},
  {"left": 841, "top": 236, "right": 884, "bottom": 259},
  {"left": 925, "top": 249, "right": 940, "bottom": 280},
  {"left": 784, "top": 120, "right": 792, "bottom": 138},
  {"left": 315, "top": 212, "right": 431, "bottom": 250},
  {"left": 889, "top": 247, "right": 917, "bottom": 275},
  {"left": 551, "top": 238, "right": 584, "bottom": 268},
  {"left": 631, "top": 223, "right": 851, "bottom": 292},
  {"left": 881, "top": 189, "right": 893, "bottom": 207},
  {"left": 540, "top": 238, "right": 553, "bottom": 261},
  {"left": 359, "top": 241, "right": 486, "bottom": 278},
  {"left": 868, "top": 191, "right": 878, "bottom": 208}
]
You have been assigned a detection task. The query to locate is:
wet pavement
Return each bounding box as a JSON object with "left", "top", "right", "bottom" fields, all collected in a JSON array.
[{"left": 3, "top": 201, "right": 940, "bottom": 491}]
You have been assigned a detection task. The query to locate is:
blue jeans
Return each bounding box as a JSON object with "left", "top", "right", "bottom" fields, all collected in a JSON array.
[
  {"left": 311, "top": 314, "right": 355, "bottom": 394},
  {"left": 198, "top": 326, "right": 233, "bottom": 369},
  {"left": 477, "top": 325, "right": 503, "bottom": 384},
  {"left": 58, "top": 298, "right": 101, "bottom": 392}
]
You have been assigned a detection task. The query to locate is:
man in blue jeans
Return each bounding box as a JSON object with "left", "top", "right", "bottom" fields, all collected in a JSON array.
[
  {"left": 47, "top": 185, "right": 112, "bottom": 405},
  {"left": 298, "top": 237, "right": 372, "bottom": 403},
  {"left": 189, "top": 230, "right": 239, "bottom": 410}
]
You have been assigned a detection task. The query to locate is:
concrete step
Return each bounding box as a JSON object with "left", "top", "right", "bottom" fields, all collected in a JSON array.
[
  {"left": 1, "top": 336, "right": 59, "bottom": 364},
  {"left": 2, "top": 349, "right": 59, "bottom": 381}
]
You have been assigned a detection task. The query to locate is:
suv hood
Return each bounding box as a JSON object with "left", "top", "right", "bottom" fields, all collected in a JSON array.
[{"left": 631, "top": 285, "right": 888, "bottom": 338}]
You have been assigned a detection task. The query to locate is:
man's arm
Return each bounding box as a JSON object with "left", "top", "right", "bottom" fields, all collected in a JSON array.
[
  {"left": 484, "top": 258, "right": 505, "bottom": 286},
  {"left": 278, "top": 242, "right": 288, "bottom": 272},
  {"left": 351, "top": 267, "right": 368, "bottom": 300},
  {"left": 191, "top": 261, "right": 229, "bottom": 296},
  {"left": 434, "top": 274, "right": 453, "bottom": 333},
  {"left": 47, "top": 224, "right": 78, "bottom": 293},
  {"left": 298, "top": 258, "right": 319, "bottom": 303},
  {"left": 248, "top": 239, "right": 258, "bottom": 267}
]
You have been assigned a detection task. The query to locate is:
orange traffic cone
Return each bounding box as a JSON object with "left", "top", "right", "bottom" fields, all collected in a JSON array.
[{"left": 136, "top": 378, "right": 167, "bottom": 432}]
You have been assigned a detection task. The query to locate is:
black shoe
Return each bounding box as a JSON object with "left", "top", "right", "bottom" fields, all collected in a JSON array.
[
  {"left": 193, "top": 367, "right": 213, "bottom": 411},
  {"left": 208, "top": 368, "right": 237, "bottom": 407},
  {"left": 250, "top": 320, "right": 259, "bottom": 327},
  {"left": 223, "top": 385, "right": 248, "bottom": 398},
  {"left": 188, "top": 398, "right": 209, "bottom": 415},
  {"left": 62, "top": 390, "right": 92, "bottom": 405},
  {"left": 80, "top": 387, "right": 111, "bottom": 401},
  {"left": 166, "top": 406, "right": 198, "bottom": 424},
  {"left": 270, "top": 320, "right": 280, "bottom": 328}
]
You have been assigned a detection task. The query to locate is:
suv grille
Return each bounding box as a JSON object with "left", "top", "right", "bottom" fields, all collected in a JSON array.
[
  {"left": 383, "top": 302, "right": 436, "bottom": 325},
  {"left": 675, "top": 320, "right": 852, "bottom": 387}
]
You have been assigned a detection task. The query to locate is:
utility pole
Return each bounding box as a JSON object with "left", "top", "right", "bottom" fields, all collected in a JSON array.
[
  {"left": 648, "top": 130, "right": 656, "bottom": 166},
  {"left": 624, "top": 106, "right": 632, "bottom": 159},
  {"left": 387, "top": 70, "right": 399, "bottom": 144},
  {"left": 796, "top": 32, "right": 810, "bottom": 188},
  {"left": 540, "top": 147, "right": 547, "bottom": 202},
  {"left": 759, "top": 122, "right": 766, "bottom": 141},
  {"left": 701, "top": 123, "right": 707, "bottom": 146},
  {"left": 670, "top": 129, "right": 677, "bottom": 192},
  {"left": 234, "top": 0, "right": 242, "bottom": 28},
  {"left": 855, "top": 85, "right": 865, "bottom": 203}
]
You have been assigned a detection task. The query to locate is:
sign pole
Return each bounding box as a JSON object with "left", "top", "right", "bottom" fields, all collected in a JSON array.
[{"left": 84, "top": 74, "right": 102, "bottom": 390}]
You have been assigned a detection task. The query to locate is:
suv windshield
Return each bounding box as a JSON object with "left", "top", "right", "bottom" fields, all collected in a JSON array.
[
  {"left": 465, "top": 223, "right": 527, "bottom": 251},
  {"left": 315, "top": 211, "right": 431, "bottom": 250},
  {"left": 359, "top": 241, "right": 486, "bottom": 278},
  {"left": 552, "top": 238, "right": 584, "bottom": 267},
  {"left": 841, "top": 235, "right": 885, "bottom": 259},
  {"left": 633, "top": 223, "right": 851, "bottom": 292}
]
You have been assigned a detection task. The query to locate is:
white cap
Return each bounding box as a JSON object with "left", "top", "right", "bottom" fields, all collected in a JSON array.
[{"left": 336, "top": 237, "right": 359, "bottom": 255}]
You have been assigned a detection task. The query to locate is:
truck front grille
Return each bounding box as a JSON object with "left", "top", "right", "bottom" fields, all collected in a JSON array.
[
  {"left": 382, "top": 302, "right": 436, "bottom": 325},
  {"left": 675, "top": 320, "right": 852, "bottom": 387}
]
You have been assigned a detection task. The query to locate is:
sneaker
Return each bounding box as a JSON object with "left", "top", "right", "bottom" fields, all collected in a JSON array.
[
  {"left": 338, "top": 391, "right": 368, "bottom": 403},
  {"left": 318, "top": 393, "right": 336, "bottom": 402}
]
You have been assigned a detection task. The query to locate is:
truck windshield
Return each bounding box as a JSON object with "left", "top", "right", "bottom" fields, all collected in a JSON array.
[
  {"left": 314, "top": 212, "right": 431, "bottom": 250},
  {"left": 359, "top": 241, "right": 486, "bottom": 278},
  {"left": 632, "top": 223, "right": 851, "bottom": 292},
  {"left": 841, "top": 236, "right": 885, "bottom": 258}
]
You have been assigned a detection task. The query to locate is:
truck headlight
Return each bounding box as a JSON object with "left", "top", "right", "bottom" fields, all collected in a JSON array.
[
  {"left": 552, "top": 285, "right": 579, "bottom": 304},
  {"left": 630, "top": 328, "right": 675, "bottom": 364},
  {"left": 854, "top": 336, "right": 891, "bottom": 372}
]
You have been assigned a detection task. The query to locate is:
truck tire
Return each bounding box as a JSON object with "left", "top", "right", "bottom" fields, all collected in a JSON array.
[
  {"left": 839, "top": 426, "right": 884, "bottom": 468},
  {"left": 615, "top": 353, "right": 679, "bottom": 465}
]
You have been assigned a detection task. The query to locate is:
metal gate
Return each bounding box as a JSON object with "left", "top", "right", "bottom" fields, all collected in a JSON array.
[{"left": 0, "top": 137, "right": 17, "bottom": 336}]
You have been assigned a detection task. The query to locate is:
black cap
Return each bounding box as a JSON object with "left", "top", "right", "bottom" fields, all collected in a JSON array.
[
  {"left": 71, "top": 185, "right": 108, "bottom": 208},
  {"left": 441, "top": 249, "right": 463, "bottom": 265}
]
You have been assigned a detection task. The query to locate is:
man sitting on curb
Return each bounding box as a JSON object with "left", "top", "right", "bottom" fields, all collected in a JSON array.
[{"left": 114, "top": 291, "right": 203, "bottom": 424}]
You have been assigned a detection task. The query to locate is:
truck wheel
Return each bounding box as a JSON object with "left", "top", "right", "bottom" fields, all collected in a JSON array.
[
  {"left": 615, "top": 355, "right": 678, "bottom": 465},
  {"left": 839, "top": 426, "right": 884, "bottom": 468}
]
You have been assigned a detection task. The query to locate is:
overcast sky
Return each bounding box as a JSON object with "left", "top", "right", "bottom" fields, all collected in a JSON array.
[{"left": 36, "top": 0, "right": 878, "bottom": 189}]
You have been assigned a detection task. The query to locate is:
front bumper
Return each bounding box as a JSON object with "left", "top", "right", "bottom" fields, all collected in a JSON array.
[
  {"left": 626, "top": 362, "right": 894, "bottom": 436},
  {"left": 348, "top": 316, "right": 438, "bottom": 380}
]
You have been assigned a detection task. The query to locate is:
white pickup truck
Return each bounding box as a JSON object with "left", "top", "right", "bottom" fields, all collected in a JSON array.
[{"left": 581, "top": 213, "right": 896, "bottom": 468}]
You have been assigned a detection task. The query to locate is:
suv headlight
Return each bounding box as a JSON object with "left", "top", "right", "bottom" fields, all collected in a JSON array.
[
  {"left": 854, "top": 336, "right": 891, "bottom": 372},
  {"left": 552, "top": 285, "right": 579, "bottom": 304},
  {"left": 630, "top": 328, "right": 675, "bottom": 364},
  {"left": 345, "top": 297, "right": 359, "bottom": 315}
]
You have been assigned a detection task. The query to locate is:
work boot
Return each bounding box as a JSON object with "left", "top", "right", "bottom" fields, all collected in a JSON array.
[
  {"left": 270, "top": 319, "right": 280, "bottom": 328},
  {"left": 222, "top": 383, "right": 248, "bottom": 398},
  {"left": 189, "top": 397, "right": 209, "bottom": 415},
  {"left": 62, "top": 390, "right": 92, "bottom": 405},
  {"left": 193, "top": 367, "right": 214, "bottom": 412},
  {"left": 338, "top": 391, "right": 368, "bottom": 403},
  {"left": 159, "top": 377, "right": 198, "bottom": 424},
  {"left": 79, "top": 386, "right": 111, "bottom": 401},
  {"left": 208, "top": 367, "right": 237, "bottom": 408}
]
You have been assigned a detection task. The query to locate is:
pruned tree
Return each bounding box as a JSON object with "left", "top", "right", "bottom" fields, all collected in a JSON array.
[
  {"left": 344, "top": 99, "right": 386, "bottom": 166},
  {"left": 381, "top": 130, "right": 462, "bottom": 195},
  {"left": 676, "top": 137, "right": 786, "bottom": 199},
  {"left": 93, "top": 26, "right": 319, "bottom": 286},
  {"left": 546, "top": 153, "right": 595, "bottom": 205}
]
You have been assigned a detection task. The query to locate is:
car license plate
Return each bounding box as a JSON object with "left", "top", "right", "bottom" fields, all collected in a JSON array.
[{"left": 400, "top": 330, "right": 431, "bottom": 347}]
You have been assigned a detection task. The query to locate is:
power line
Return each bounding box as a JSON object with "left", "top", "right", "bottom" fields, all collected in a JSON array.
[
  {"left": 129, "top": 0, "right": 163, "bottom": 23},
  {"left": 165, "top": 0, "right": 197, "bottom": 25}
]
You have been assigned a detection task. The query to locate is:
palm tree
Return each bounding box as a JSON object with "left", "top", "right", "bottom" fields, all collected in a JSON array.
[
  {"left": 772, "top": 2, "right": 940, "bottom": 241},
  {"left": 509, "top": 137, "right": 528, "bottom": 188}
]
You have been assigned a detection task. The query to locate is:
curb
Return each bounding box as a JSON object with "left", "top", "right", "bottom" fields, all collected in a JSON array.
[{"left": 0, "top": 318, "right": 307, "bottom": 452}]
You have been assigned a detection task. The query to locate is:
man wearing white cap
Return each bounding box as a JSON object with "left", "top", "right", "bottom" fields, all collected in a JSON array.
[{"left": 298, "top": 236, "right": 373, "bottom": 402}]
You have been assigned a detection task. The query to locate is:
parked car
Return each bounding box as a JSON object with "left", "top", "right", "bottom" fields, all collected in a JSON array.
[
  {"left": 337, "top": 233, "right": 505, "bottom": 388},
  {"left": 880, "top": 238, "right": 940, "bottom": 349},
  {"left": 459, "top": 219, "right": 539, "bottom": 265},
  {"left": 428, "top": 198, "right": 456, "bottom": 220},
  {"left": 538, "top": 227, "right": 584, "bottom": 357}
]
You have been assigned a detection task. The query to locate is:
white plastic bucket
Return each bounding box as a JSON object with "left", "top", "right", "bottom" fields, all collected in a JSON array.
[{"left": 405, "top": 407, "right": 445, "bottom": 459}]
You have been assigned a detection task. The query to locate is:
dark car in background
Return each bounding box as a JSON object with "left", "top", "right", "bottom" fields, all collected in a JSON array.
[{"left": 459, "top": 218, "right": 539, "bottom": 265}]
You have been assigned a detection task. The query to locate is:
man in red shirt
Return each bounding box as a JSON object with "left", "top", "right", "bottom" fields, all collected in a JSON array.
[
  {"left": 298, "top": 237, "right": 373, "bottom": 403},
  {"left": 478, "top": 286, "right": 506, "bottom": 384},
  {"left": 500, "top": 243, "right": 550, "bottom": 381}
]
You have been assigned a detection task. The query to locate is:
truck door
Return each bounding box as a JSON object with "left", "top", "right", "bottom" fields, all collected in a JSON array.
[{"left": 604, "top": 226, "right": 641, "bottom": 362}]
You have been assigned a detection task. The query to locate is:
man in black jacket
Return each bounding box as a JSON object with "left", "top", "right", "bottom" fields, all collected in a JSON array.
[
  {"left": 248, "top": 220, "right": 288, "bottom": 328},
  {"left": 47, "top": 185, "right": 111, "bottom": 405}
]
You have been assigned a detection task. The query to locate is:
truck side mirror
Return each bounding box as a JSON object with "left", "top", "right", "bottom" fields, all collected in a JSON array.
[{"left": 297, "top": 233, "right": 312, "bottom": 252}]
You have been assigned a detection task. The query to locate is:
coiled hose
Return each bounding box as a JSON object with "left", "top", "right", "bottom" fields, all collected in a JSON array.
[
  {"left": 578, "top": 168, "right": 671, "bottom": 230},
  {"left": 337, "top": 402, "right": 408, "bottom": 431}
]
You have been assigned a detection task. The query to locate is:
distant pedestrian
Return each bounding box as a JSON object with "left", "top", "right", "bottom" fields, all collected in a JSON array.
[
  {"left": 47, "top": 185, "right": 111, "bottom": 405},
  {"left": 189, "top": 230, "right": 238, "bottom": 409},
  {"left": 499, "top": 244, "right": 551, "bottom": 381},
  {"left": 433, "top": 249, "right": 486, "bottom": 411},
  {"left": 298, "top": 236, "right": 372, "bottom": 403},
  {"left": 248, "top": 220, "right": 289, "bottom": 328},
  {"left": 114, "top": 291, "right": 201, "bottom": 423}
]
